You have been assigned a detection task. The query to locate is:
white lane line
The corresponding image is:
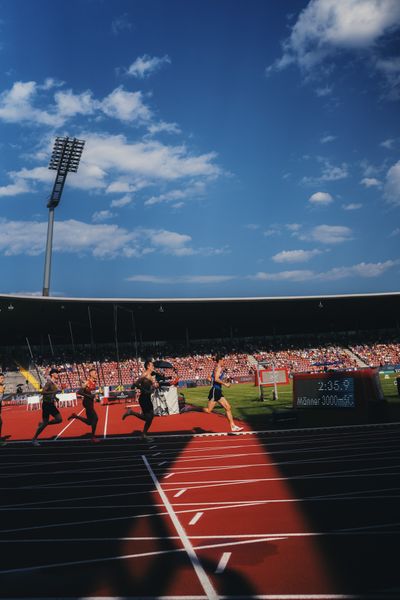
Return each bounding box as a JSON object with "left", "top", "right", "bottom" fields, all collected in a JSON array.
[
  {"left": 103, "top": 405, "right": 109, "bottom": 439},
  {"left": 153, "top": 452, "right": 161, "bottom": 456},
  {"left": 0, "top": 537, "right": 286, "bottom": 577},
  {"left": 142, "top": 454, "right": 218, "bottom": 600},
  {"left": 215, "top": 552, "right": 231, "bottom": 574},
  {"left": 189, "top": 512, "right": 203, "bottom": 526},
  {"left": 174, "top": 489, "right": 187, "bottom": 498},
  {"left": 164, "top": 473, "right": 174, "bottom": 479},
  {"left": 55, "top": 409, "right": 85, "bottom": 440},
  {"left": 159, "top": 461, "right": 167, "bottom": 466}
]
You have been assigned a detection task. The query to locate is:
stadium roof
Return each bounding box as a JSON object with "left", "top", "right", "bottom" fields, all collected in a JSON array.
[{"left": 0, "top": 292, "right": 399, "bottom": 348}]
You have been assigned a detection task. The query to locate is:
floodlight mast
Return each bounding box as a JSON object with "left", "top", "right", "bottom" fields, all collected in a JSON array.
[{"left": 42, "top": 137, "right": 85, "bottom": 296}]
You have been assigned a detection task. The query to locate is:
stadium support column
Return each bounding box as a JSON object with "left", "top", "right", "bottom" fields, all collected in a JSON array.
[{"left": 42, "top": 137, "right": 85, "bottom": 297}]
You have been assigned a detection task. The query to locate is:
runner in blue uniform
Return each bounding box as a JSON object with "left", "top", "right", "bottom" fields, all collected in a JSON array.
[{"left": 204, "top": 355, "right": 243, "bottom": 432}]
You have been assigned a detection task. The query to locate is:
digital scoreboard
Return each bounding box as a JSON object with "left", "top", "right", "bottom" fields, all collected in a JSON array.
[{"left": 294, "top": 375, "right": 355, "bottom": 409}]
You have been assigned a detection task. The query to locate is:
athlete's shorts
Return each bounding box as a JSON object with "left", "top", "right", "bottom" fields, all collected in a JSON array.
[
  {"left": 208, "top": 387, "right": 223, "bottom": 402},
  {"left": 42, "top": 402, "right": 61, "bottom": 421},
  {"left": 139, "top": 393, "right": 154, "bottom": 416}
]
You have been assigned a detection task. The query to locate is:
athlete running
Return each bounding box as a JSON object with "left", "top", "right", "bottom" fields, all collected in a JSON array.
[
  {"left": 68, "top": 368, "right": 99, "bottom": 442},
  {"left": 122, "top": 359, "right": 158, "bottom": 440},
  {"left": 32, "top": 369, "right": 63, "bottom": 446},
  {"left": 204, "top": 355, "right": 243, "bottom": 432}
]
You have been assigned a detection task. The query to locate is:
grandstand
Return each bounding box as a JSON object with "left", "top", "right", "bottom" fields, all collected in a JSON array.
[{"left": 0, "top": 291, "right": 399, "bottom": 393}]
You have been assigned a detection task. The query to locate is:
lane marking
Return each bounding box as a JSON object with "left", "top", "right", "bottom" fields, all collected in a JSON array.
[
  {"left": 103, "top": 405, "right": 109, "bottom": 439},
  {"left": 174, "top": 489, "right": 187, "bottom": 498},
  {"left": 164, "top": 473, "right": 174, "bottom": 479},
  {"left": 55, "top": 409, "right": 85, "bottom": 440},
  {"left": 215, "top": 552, "right": 231, "bottom": 574},
  {"left": 142, "top": 454, "right": 218, "bottom": 600},
  {"left": 189, "top": 512, "right": 203, "bottom": 526},
  {"left": 159, "top": 461, "right": 167, "bottom": 466}
]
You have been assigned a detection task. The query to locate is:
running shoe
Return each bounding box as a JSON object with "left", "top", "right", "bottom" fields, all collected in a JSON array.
[
  {"left": 122, "top": 408, "right": 134, "bottom": 420},
  {"left": 32, "top": 439, "right": 40, "bottom": 446},
  {"left": 67, "top": 413, "right": 78, "bottom": 421},
  {"left": 231, "top": 424, "right": 243, "bottom": 432}
]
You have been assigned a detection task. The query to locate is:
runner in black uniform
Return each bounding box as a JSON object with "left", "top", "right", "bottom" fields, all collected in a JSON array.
[
  {"left": 204, "top": 355, "right": 243, "bottom": 432},
  {"left": 68, "top": 368, "right": 99, "bottom": 442},
  {"left": 0, "top": 373, "right": 8, "bottom": 446},
  {"left": 32, "top": 369, "right": 63, "bottom": 446},
  {"left": 122, "top": 359, "right": 158, "bottom": 440}
]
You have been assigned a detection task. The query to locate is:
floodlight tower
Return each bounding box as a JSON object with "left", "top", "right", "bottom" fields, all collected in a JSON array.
[{"left": 42, "top": 136, "right": 85, "bottom": 296}]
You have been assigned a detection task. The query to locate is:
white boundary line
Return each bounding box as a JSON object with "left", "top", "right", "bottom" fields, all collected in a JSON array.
[
  {"left": 142, "top": 454, "right": 218, "bottom": 600},
  {"left": 5, "top": 420, "right": 400, "bottom": 445},
  {"left": 55, "top": 409, "right": 85, "bottom": 440},
  {"left": 103, "top": 405, "right": 109, "bottom": 439}
]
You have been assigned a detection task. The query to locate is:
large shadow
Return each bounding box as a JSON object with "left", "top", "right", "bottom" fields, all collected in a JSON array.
[
  {"left": 0, "top": 431, "right": 258, "bottom": 598},
  {"left": 256, "top": 425, "right": 400, "bottom": 596}
]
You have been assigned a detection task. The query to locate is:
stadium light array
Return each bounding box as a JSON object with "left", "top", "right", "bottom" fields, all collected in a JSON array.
[{"left": 42, "top": 137, "right": 85, "bottom": 296}]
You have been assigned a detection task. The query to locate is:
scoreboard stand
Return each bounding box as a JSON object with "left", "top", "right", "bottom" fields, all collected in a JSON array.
[{"left": 293, "top": 368, "right": 385, "bottom": 427}]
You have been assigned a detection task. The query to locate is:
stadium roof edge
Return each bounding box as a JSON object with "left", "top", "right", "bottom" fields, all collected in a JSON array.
[{"left": 0, "top": 291, "right": 399, "bottom": 303}]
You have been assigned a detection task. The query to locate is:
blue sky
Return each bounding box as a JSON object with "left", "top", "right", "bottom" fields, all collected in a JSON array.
[{"left": 0, "top": 0, "right": 399, "bottom": 298}]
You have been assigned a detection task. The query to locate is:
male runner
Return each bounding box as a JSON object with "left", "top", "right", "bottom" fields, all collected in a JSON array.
[
  {"left": 68, "top": 368, "right": 99, "bottom": 442},
  {"left": 204, "top": 355, "right": 243, "bottom": 432},
  {"left": 32, "top": 369, "right": 63, "bottom": 446},
  {"left": 0, "top": 372, "right": 8, "bottom": 446},
  {"left": 122, "top": 359, "right": 158, "bottom": 440}
]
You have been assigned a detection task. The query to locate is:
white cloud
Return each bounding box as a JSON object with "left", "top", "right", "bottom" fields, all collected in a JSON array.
[
  {"left": 252, "top": 259, "right": 398, "bottom": 282},
  {"left": 272, "top": 249, "right": 323, "bottom": 263},
  {"left": 0, "top": 179, "right": 30, "bottom": 197},
  {"left": 147, "top": 121, "right": 181, "bottom": 136},
  {"left": 245, "top": 224, "right": 260, "bottom": 230},
  {"left": 304, "top": 224, "right": 353, "bottom": 244},
  {"left": 54, "top": 89, "right": 96, "bottom": 118},
  {"left": 111, "top": 13, "right": 132, "bottom": 35},
  {"left": 100, "top": 87, "right": 152, "bottom": 123},
  {"left": 389, "top": 228, "right": 400, "bottom": 237},
  {"left": 127, "top": 54, "right": 171, "bottom": 79},
  {"left": 302, "top": 160, "right": 348, "bottom": 185},
  {"left": 320, "top": 260, "right": 398, "bottom": 280},
  {"left": 309, "top": 191, "right": 333, "bottom": 205},
  {"left": 144, "top": 182, "right": 206, "bottom": 207},
  {"left": 381, "top": 138, "right": 395, "bottom": 149},
  {"left": 0, "top": 218, "right": 199, "bottom": 259},
  {"left": 320, "top": 135, "right": 336, "bottom": 144},
  {"left": 92, "top": 210, "right": 115, "bottom": 223},
  {"left": 286, "top": 223, "right": 302, "bottom": 232},
  {"left": 0, "top": 81, "right": 60, "bottom": 126},
  {"left": 110, "top": 194, "right": 134, "bottom": 208},
  {"left": 0, "top": 81, "right": 153, "bottom": 128},
  {"left": 126, "top": 274, "right": 235, "bottom": 284},
  {"left": 145, "top": 229, "right": 193, "bottom": 256},
  {"left": 375, "top": 56, "right": 400, "bottom": 98},
  {"left": 360, "top": 177, "right": 382, "bottom": 187},
  {"left": 267, "top": 0, "right": 400, "bottom": 74},
  {"left": 106, "top": 181, "right": 138, "bottom": 194},
  {"left": 384, "top": 159, "right": 400, "bottom": 205},
  {"left": 83, "top": 133, "right": 221, "bottom": 182},
  {"left": 315, "top": 85, "right": 333, "bottom": 96},
  {"left": 342, "top": 203, "right": 362, "bottom": 210},
  {"left": 253, "top": 270, "right": 315, "bottom": 282}
]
